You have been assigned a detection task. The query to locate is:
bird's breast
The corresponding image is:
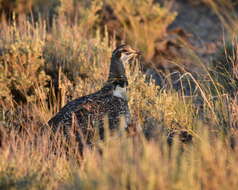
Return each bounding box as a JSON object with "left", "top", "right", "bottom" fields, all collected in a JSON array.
[{"left": 112, "top": 86, "right": 128, "bottom": 100}]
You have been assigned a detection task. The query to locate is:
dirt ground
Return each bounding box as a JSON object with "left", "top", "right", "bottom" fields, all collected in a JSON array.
[
  {"left": 168, "top": 0, "right": 224, "bottom": 57},
  {"left": 170, "top": 1, "right": 223, "bottom": 42},
  {"left": 145, "top": 0, "right": 227, "bottom": 93}
]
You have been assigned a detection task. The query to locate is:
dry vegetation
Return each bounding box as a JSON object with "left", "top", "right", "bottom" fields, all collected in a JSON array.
[{"left": 1, "top": 0, "right": 238, "bottom": 189}]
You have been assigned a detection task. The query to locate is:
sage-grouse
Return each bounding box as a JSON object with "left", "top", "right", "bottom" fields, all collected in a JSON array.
[{"left": 48, "top": 44, "right": 140, "bottom": 148}]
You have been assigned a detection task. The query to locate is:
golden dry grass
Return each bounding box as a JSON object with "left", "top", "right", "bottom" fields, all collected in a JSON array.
[{"left": 1, "top": 0, "right": 238, "bottom": 189}]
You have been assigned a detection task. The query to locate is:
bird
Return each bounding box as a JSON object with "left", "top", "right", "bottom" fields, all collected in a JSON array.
[{"left": 48, "top": 44, "right": 140, "bottom": 151}]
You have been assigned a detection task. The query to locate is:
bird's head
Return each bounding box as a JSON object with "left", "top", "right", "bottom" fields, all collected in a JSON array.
[
  {"left": 112, "top": 44, "right": 140, "bottom": 65},
  {"left": 108, "top": 44, "right": 140, "bottom": 84}
]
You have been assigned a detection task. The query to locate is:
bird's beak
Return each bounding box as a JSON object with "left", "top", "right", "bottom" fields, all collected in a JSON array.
[
  {"left": 128, "top": 50, "right": 141, "bottom": 63},
  {"left": 135, "top": 50, "right": 141, "bottom": 55},
  {"left": 133, "top": 50, "right": 141, "bottom": 57},
  {"left": 128, "top": 46, "right": 141, "bottom": 57},
  {"left": 127, "top": 50, "right": 140, "bottom": 60}
]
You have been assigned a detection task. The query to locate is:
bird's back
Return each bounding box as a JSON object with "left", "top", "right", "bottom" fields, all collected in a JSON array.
[
  {"left": 48, "top": 92, "right": 97, "bottom": 129},
  {"left": 48, "top": 85, "right": 131, "bottom": 142}
]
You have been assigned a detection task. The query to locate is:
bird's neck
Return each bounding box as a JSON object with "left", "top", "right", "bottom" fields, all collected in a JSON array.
[{"left": 107, "top": 57, "right": 128, "bottom": 83}]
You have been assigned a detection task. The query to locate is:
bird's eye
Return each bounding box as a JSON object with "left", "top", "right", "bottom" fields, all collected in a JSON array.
[
  {"left": 121, "top": 51, "right": 130, "bottom": 56},
  {"left": 120, "top": 49, "right": 128, "bottom": 54}
]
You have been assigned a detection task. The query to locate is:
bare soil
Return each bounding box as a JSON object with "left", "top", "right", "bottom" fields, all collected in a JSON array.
[{"left": 168, "top": 0, "right": 224, "bottom": 57}]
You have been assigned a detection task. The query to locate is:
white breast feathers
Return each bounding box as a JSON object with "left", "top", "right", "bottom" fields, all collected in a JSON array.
[{"left": 113, "top": 86, "right": 127, "bottom": 100}]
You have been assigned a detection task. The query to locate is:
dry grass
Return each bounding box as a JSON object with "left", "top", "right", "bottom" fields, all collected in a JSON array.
[
  {"left": 102, "top": 0, "right": 176, "bottom": 61},
  {"left": 1, "top": 124, "right": 238, "bottom": 190},
  {"left": 202, "top": 0, "right": 238, "bottom": 33},
  {"left": 1, "top": 0, "right": 238, "bottom": 189}
]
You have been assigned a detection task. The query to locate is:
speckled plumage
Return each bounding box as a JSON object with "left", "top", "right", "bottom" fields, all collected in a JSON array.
[
  {"left": 48, "top": 45, "right": 140, "bottom": 148},
  {"left": 48, "top": 82, "right": 130, "bottom": 143}
]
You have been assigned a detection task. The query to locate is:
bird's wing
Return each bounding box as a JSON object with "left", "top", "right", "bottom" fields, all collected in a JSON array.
[{"left": 48, "top": 89, "right": 112, "bottom": 128}]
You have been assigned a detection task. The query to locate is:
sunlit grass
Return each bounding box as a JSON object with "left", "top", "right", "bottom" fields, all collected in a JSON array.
[{"left": 1, "top": 0, "right": 238, "bottom": 189}]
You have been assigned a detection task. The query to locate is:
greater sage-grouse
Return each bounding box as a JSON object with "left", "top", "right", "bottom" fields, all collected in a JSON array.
[{"left": 48, "top": 44, "right": 140, "bottom": 147}]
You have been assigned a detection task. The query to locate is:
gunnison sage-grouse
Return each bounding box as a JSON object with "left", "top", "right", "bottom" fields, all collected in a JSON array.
[{"left": 48, "top": 44, "right": 140, "bottom": 149}]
